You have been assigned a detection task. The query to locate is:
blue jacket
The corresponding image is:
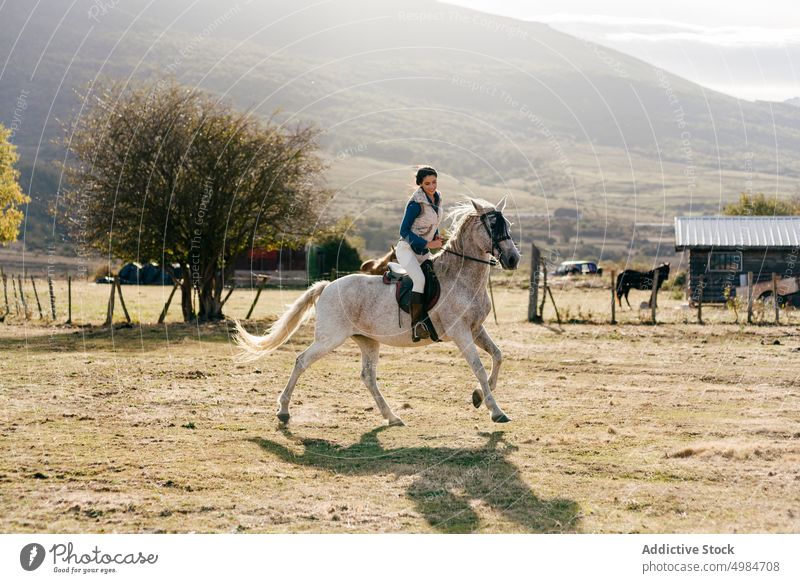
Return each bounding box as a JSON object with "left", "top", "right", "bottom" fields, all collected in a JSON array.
[{"left": 400, "top": 191, "right": 440, "bottom": 254}]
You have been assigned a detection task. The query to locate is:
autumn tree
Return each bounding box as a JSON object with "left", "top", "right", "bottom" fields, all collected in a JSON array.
[
  {"left": 0, "top": 124, "right": 29, "bottom": 245},
  {"left": 723, "top": 192, "right": 799, "bottom": 216},
  {"left": 60, "top": 80, "right": 328, "bottom": 321}
]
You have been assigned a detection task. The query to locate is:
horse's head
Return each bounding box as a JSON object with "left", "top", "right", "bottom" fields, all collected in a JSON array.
[{"left": 450, "top": 196, "right": 520, "bottom": 270}]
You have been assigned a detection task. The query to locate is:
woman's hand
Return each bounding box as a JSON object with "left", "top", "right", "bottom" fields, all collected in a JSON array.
[{"left": 427, "top": 236, "right": 443, "bottom": 250}]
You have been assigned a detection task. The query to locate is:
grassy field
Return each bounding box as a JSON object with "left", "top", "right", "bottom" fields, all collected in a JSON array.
[{"left": 1, "top": 280, "right": 799, "bottom": 533}]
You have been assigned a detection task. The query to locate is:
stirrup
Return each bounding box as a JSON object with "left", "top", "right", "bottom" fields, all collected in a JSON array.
[{"left": 412, "top": 321, "right": 430, "bottom": 342}]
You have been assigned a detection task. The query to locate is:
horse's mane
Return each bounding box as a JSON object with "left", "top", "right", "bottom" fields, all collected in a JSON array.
[{"left": 442, "top": 198, "right": 494, "bottom": 251}]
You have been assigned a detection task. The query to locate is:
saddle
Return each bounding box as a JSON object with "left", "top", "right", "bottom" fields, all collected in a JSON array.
[{"left": 382, "top": 259, "right": 441, "bottom": 339}]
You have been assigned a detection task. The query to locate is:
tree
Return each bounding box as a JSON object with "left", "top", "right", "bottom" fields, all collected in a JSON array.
[
  {"left": 60, "top": 79, "right": 329, "bottom": 321},
  {"left": 0, "top": 124, "right": 29, "bottom": 245},
  {"left": 723, "top": 192, "right": 799, "bottom": 216},
  {"left": 310, "top": 217, "right": 363, "bottom": 276}
]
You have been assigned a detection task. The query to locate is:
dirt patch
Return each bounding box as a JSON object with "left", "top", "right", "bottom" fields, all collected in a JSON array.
[{"left": 1, "top": 286, "right": 799, "bottom": 532}]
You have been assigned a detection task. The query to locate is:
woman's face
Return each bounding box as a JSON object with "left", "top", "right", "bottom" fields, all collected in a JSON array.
[{"left": 420, "top": 174, "right": 437, "bottom": 197}]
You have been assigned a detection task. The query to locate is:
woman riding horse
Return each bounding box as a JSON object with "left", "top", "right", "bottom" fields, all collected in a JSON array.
[
  {"left": 396, "top": 166, "right": 444, "bottom": 341},
  {"left": 233, "top": 196, "right": 521, "bottom": 426}
]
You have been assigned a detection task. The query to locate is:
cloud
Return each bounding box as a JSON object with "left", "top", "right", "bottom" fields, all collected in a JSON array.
[
  {"left": 528, "top": 13, "right": 800, "bottom": 47},
  {"left": 606, "top": 29, "right": 800, "bottom": 47},
  {"left": 527, "top": 13, "right": 707, "bottom": 31}
]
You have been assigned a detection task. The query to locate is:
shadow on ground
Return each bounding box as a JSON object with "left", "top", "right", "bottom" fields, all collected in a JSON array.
[{"left": 251, "top": 427, "right": 582, "bottom": 533}]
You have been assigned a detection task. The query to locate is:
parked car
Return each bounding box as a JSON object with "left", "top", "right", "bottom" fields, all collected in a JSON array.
[
  {"left": 552, "top": 260, "right": 603, "bottom": 276},
  {"left": 735, "top": 275, "right": 800, "bottom": 308}
]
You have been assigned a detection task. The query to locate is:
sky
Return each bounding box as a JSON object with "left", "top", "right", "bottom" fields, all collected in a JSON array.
[{"left": 443, "top": 0, "right": 800, "bottom": 102}]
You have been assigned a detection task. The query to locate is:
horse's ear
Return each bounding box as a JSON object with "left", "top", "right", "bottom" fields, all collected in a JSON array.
[
  {"left": 471, "top": 198, "right": 482, "bottom": 212},
  {"left": 496, "top": 195, "right": 507, "bottom": 213}
]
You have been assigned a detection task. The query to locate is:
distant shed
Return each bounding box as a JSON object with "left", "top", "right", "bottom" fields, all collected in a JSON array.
[
  {"left": 233, "top": 247, "right": 308, "bottom": 287},
  {"left": 674, "top": 216, "right": 800, "bottom": 303}
]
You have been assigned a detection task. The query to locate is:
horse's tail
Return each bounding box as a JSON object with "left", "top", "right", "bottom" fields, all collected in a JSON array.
[{"left": 233, "top": 280, "right": 330, "bottom": 362}]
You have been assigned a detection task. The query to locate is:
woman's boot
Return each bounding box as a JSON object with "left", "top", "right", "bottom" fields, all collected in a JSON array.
[{"left": 409, "top": 291, "right": 429, "bottom": 342}]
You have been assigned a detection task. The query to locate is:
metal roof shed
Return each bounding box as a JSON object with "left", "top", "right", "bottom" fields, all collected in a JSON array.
[{"left": 674, "top": 216, "right": 800, "bottom": 303}]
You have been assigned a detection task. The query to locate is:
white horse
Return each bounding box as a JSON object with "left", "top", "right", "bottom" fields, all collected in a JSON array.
[{"left": 233, "top": 197, "right": 521, "bottom": 426}]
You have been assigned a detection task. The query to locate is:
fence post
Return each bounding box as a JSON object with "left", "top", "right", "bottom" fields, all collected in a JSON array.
[
  {"left": 1, "top": 268, "right": 9, "bottom": 315},
  {"left": 47, "top": 277, "right": 57, "bottom": 320},
  {"left": 528, "top": 246, "right": 541, "bottom": 322},
  {"left": 747, "top": 271, "right": 753, "bottom": 324},
  {"left": 11, "top": 276, "right": 20, "bottom": 315},
  {"left": 220, "top": 282, "right": 236, "bottom": 308},
  {"left": 538, "top": 261, "right": 547, "bottom": 318},
  {"left": 158, "top": 282, "right": 180, "bottom": 324},
  {"left": 528, "top": 244, "right": 541, "bottom": 323},
  {"left": 650, "top": 269, "right": 659, "bottom": 324},
  {"left": 246, "top": 275, "right": 269, "bottom": 320},
  {"left": 103, "top": 279, "right": 116, "bottom": 326},
  {"left": 67, "top": 276, "right": 72, "bottom": 325},
  {"left": 772, "top": 273, "right": 779, "bottom": 324},
  {"left": 546, "top": 285, "right": 562, "bottom": 326},
  {"left": 30, "top": 276, "right": 44, "bottom": 319},
  {"left": 697, "top": 275, "right": 704, "bottom": 325},
  {"left": 115, "top": 279, "right": 131, "bottom": 323},
  {"left": 17, "top": 275, "right": 29, "bottom": 319},
  {"left": 610, "top": 270, "right": 617, "bottom": 325}
]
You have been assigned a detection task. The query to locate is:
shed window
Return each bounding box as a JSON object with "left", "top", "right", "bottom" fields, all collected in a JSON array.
[{"left": 707, "top": 251, "right": 742, "bottom": 272}]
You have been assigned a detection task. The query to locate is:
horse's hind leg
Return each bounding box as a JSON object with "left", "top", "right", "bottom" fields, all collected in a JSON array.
[
  {"left": 276, "top": 332, "right": 347, "bottom": 423},
  {"left": 351, "top": 335, "right": 404, "bottom": 427}
]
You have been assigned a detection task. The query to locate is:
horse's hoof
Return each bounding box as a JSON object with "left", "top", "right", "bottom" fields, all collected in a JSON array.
[
  {"left": 472, "top": 389, "right": 484, "bottom": 409},
  {"left": 491, "top": 413, "right": 511, "bottom": 423},
  {"left": 276, "top": 412, "right": 290, "bottom": 424},
  {"left": 388, "top": 417, "right": 406, "bottom": 427}
]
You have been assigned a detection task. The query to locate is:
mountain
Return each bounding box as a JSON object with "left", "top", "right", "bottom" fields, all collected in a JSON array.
[{"left": 2, "top": 0, "right": 799, "bottom": 260}]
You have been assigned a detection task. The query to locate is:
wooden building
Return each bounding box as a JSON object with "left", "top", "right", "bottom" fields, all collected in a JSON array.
[{"left": 675, "top": 216, "right": 800, "bottom": 304}]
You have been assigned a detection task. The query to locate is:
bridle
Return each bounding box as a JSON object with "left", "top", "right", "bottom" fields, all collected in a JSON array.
[
  {"left": 443, "top": 210, "right": 512, "bottom": 266},
  {"left": 480, "top": 210, "right": 512, "bottom": 258}
]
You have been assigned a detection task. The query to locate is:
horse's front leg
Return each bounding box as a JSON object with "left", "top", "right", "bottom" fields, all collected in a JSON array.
[
  {"left": 470, "top": 325, "right": 502, "bottom": 410},
  {"left": 452, "top": 328, "right": 509, "bottom": 423}
]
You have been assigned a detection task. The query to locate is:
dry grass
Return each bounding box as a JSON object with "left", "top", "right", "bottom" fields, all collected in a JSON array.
[{"left": 1, "top": 283, "right": 799, "bottom": 533}]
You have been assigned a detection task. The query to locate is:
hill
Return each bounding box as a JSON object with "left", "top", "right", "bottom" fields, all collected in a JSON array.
[{"left": 2, "top": 0, "right": 799, "bottom": 263}]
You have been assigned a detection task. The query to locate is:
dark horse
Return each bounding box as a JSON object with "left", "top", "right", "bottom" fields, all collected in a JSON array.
[
  {"left": 616, "top": 263, "right": 670, "bottom": 308},
  {"left": 359, "top": 246, "right": 396, "bottom": 275}
]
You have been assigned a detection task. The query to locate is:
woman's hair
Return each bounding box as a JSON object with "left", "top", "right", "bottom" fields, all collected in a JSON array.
[{"left": 415, "top": 166, "right": 437, "bottom": 185}]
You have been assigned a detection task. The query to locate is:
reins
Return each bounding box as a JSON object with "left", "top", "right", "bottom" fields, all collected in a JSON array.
[{"left": 442, "top": 248, "right": 499, "bottom": 266}]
